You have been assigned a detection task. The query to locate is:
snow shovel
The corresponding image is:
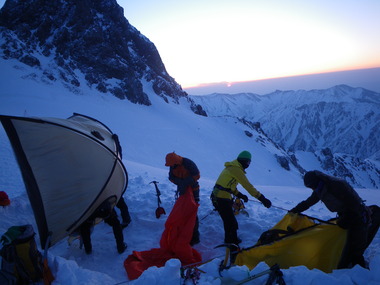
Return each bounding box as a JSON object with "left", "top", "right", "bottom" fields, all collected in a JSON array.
[{"left": 150, "top": 181, "right": 166, "bottom": 218}]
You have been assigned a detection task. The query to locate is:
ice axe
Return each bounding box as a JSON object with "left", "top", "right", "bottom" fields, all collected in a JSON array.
[{"left": 150, "top": 181, "right": 166, "bottom": 218}]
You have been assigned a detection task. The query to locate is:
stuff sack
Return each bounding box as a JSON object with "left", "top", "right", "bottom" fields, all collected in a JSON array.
[
  {"left": 0, "top": 191, "right": 10, "bottom": 206},
  {"left": 0, "top": 225, "right": 44, "bottom": 284}
]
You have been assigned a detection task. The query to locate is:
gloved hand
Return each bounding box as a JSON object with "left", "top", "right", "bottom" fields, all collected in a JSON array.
[
  {"left": 288, "top": 207, "right": 300, "bottom": 214},
  {"left": 258, "top": 194, "right": 271, "bottom": 208},
  {"left": 237, "top": 192, "right": 248, "bottom": 203}
]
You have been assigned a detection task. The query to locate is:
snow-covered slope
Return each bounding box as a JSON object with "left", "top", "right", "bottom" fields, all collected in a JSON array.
[
  {"left": 1, "top": 1, "right": 379, "bottom": 284},
  {"left": 1, "top": 65, "right": 380, "bottom": 285},
  {"left": 1, "top": 0, "right": 377, "bottom": 188},
  {"left": 0, "top": 58, "right": 304, "bottom": 186}
]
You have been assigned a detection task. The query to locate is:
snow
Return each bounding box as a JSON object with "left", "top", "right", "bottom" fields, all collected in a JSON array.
[{"left": 0, "top": 62, "right": 380, "bottom": 284}]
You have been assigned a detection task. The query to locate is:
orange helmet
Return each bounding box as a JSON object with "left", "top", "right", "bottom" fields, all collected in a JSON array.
[{"left": 165, "top": 152, "right": 183, "bottom": 166}]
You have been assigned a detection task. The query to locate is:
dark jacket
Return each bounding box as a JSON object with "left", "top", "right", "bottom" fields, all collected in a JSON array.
[
  {"left": 292, "top": 171, "right": 368, "bottom": 225},
  {"left": 169, "top": 157, "right": 200, "bottom": 200}
]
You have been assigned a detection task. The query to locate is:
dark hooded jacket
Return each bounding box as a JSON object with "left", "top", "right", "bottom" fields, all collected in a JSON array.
[{"left": 291, "top": 171, "right": 368, "bottom": 225}]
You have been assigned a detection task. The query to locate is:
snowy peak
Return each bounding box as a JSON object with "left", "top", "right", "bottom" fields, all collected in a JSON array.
[
  {"left": 0, "top": 0, "right": 205, "bottom": 114},
  {"left": 266, "top": 84, "right": 380, "bottom": 104},
  {"left": 192, "top": 85, "right": 380, "bottom": 160},
  {"left": 191, "top": 85, "right": 380, "bottom": 188}
]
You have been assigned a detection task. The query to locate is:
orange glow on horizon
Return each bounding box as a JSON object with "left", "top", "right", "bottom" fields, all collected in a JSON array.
[{"left": 182, "top": 66, "right": 380, "bottom": 89}]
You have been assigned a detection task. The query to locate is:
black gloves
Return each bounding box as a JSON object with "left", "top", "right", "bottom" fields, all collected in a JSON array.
[
  {"left": 289, "top": 204, "right": 304, "bottom": 214},
  {"left": 288, "top": 207, "right": 300, "bottom": 214},
  {"left": 258, "top": 194, "right": 272, "bottom": 208},
  {"left": 288, "top": 201, "right": 310, "bottom": 214},
  {"left": 237, "top": 192, "right": 248, "bottom": 203}
]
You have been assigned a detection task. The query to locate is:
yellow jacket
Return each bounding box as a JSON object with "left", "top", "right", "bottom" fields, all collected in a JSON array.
[{"left": 212, "top": 159, "right": 261, "bottom": 200}]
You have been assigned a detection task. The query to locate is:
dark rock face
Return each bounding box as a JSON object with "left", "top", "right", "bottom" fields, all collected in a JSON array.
[
  {"left": 0, "top": 0, "right": 206, "bottom": 114},
  {"left": 275, "top": 155, "right": 290, "bottom": 171},
  {"left": 320, "top": 148, "right": 335, "bottom": 171}
]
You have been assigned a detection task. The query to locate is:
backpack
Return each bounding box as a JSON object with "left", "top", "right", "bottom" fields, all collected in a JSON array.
[{"left": 0, "top": 225, "right": 44, "bottom": 285}]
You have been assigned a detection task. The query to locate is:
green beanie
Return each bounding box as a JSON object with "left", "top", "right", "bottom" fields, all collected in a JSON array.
[{"left": 237, "top": 151, "right": 252, "bottom": 160}]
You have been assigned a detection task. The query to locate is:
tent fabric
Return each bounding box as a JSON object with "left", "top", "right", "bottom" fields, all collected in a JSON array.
[
  {"left": 124, "top": 186, "right": 201, "bottom": 280},
  {"left": 235, "top": 213, "right": 347, "bottom": 273},
  {"left": 0, "top": 113, "right": 128, "bottom": 249}
]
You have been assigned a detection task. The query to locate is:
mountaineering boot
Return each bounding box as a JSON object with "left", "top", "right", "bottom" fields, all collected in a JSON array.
[
  {"left": 84, "top": 244, "right": 92, "bottom": 255},
  {"left": 117, "top": 242, "right": 127, "bottom": 254},
  {"left": 190, "top": 236, "right": 200, "bottom": 246}
]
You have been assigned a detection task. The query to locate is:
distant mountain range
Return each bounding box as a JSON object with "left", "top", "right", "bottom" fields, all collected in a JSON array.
[
  {"left": 190, "top": 86, "right": 380, "bottom": 188},
  {"left": 190, "top": 86, "right": 380, "bottom": 161},
  {"left": 0, "top": 0, "right": 379, "bottom": 188},
  {"left": 184, "top": 67, "right": 380, "bottom": 95}
]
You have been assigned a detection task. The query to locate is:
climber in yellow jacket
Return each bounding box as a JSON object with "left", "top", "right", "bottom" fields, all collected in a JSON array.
[{"left": 211, "top": 151, "right": 272, "bottom": 248}]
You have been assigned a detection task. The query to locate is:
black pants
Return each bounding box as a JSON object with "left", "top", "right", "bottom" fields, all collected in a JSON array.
[
  {"left": 215, "top": 198, "right": 239, "bottom": 245},
  {"left": 338, "top": 215, "right": 368, "bottom": 269},
  {"left": 117, "top": 197, "right": 131, "bottom": 223},
  {"left": 80, "top": 209, "right": 124, "bottom": 252},
  {"left": 190, "top": 215, "right": 200, "bottom": 243}
]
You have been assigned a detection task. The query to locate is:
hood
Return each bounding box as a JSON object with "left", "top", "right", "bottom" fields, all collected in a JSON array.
[{"left": 224, "top": 159, "right": 245, "bottom": 172}]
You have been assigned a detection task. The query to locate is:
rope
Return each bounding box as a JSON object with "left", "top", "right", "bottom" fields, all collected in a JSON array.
[{"left": 248, "top": 199, "right": 335, "bottom": 225}]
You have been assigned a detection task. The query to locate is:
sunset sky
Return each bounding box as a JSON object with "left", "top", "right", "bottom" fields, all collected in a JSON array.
[
  {"left": 119, "top": 0, "right": 380, "bottom": 88},
  {"left": 1, "top": 0, "right": 379, "bottom": 89}
]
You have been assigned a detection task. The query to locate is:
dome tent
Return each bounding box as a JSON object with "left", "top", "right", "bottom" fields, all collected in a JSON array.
[{"left": 0, "top": 113, "right": 128, "bottom": 249}]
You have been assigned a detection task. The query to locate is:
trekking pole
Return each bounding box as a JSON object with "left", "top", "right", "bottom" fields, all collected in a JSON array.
[{"left": 200, "top": 209, "right": 216, "bottom": 222}]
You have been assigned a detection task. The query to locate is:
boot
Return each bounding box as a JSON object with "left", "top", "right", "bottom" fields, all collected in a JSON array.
[
  {"left": 117, "top": 242, "right": 127, "bottom": 254},
  {"left": 85, "top": 245, "right": 92, "bottom": 255}
]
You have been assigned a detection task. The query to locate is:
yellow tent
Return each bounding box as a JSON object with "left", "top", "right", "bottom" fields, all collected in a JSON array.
[{"left": 234, "top": 213, "right": 347, "bottom": 273}]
